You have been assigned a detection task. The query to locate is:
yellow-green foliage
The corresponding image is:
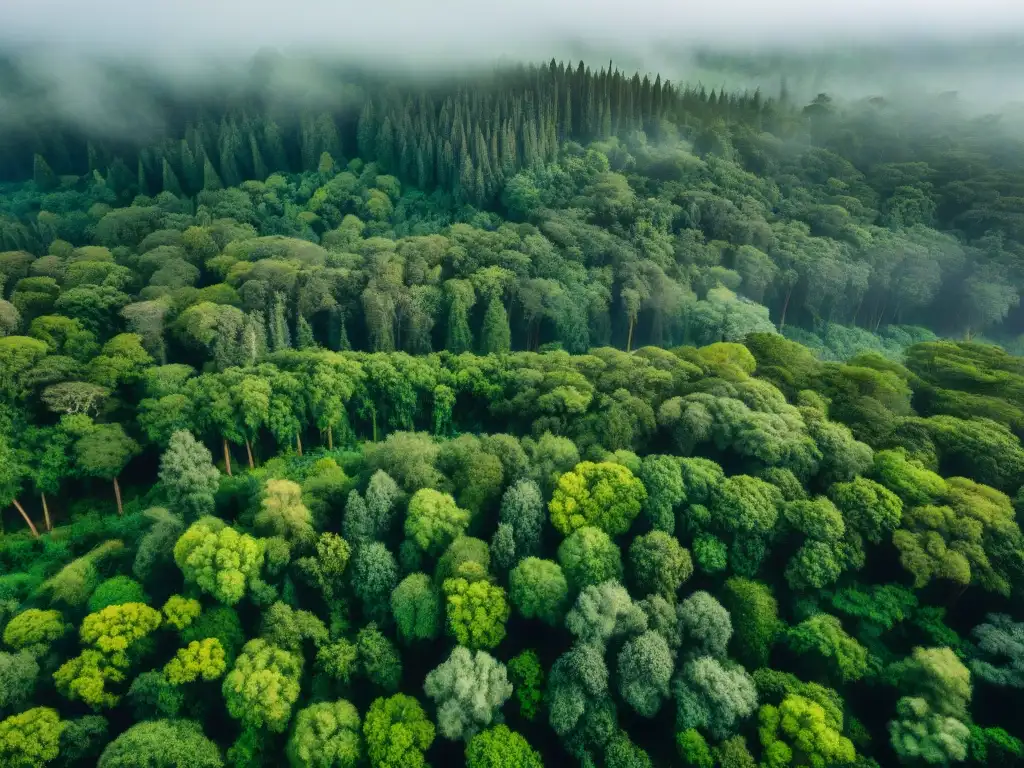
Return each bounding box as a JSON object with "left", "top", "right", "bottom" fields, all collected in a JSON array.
[
  {"left": 162, "top": 595, "right": 202, "bottom": 630},
  {"left": 53, "top": 648, "right": 126, "bottom": 710},
  {"left": 80, "top": 602, "right": 162, "bottom": 664},
  {"left": 548, "top": 461, "right": 647, "bottom": 536},
  {"left": 164, "top": 638, "right": 227, "bottom": 684},
  {"left": 0, "top": 706, "right": 66, "bottom": 768},
  {"left": 174, "top": 517, "right": 265, "bottom": 605},
  {"left": 222, "top": 638, "right": 303, "bottom": 732},
  {"left": 442, "top": 578, "right": 510, "bottom": 650},
  {"left": 2, "top": 609, "right": 66, "bottom": 655}
]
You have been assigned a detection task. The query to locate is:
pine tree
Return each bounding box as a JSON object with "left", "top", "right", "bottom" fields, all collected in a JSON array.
[
  {"left": 376, "top": 117, "right": 396, "bottom": 172},
  {"left": 33, "top": 154, "right": 58, "bottom": 191},
  {"left": 480, "top": 296, "right": 511, "bottom": 354},
  {"left": 296, "top": 315, "right": 316, "bottom": 350},
  {"left": 202, "top": 153, "right": 223, "bottom": 192},
  {"left": 250, "top": 135, "right": 269, "bottom": 181},
  {"left": 243, "top": 311, "right": 268, "bottom": 365},
  {"left": 261, "top": 119, "right": 289, "bottom": 173},
  {"left": 357, "top": 100, "right": 377, "bottom": 159},
  {"left": 137, "top": 158, "right": 151, "bottom": 196},
  {"left": 269, "top": 295, "right": 291, "bottom": 351},
  {"left": 162, "top": 159, "right": 183, "bottom": 197},
  {"left": 180, "top": 140, "right": 201, "bottom": 193}
]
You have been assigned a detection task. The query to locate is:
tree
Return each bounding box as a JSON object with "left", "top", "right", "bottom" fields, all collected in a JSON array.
[
  {"left": 424, "top": 646, "right": 513, "bottom": 741},
  {"left": 162, "top": 596, "right": 202, "bottom": 631},
  {"left": 828, "top": 476, "right": 902, "bottom": 546},
  {"left": 0, "top": 433, "right": 38, "bottom": 537},
  {"left": 163, "top": 638, "right": 227, "bottom": 685},
  {"left": 566, "top": 580, "right": 647, "bottom": 647},
  {"left": 890, "top": 696, "right": 970, "bottom": 765},
  {"left": 442, "top": 578, "right": 509, "bottom": 650},
  {"left": 673, "top": 656, "right": 758, "bottom": 740},
  {"left": 628, "top": 531, "right": 692, "bottom": 598},
  {"left": 405, "top": 488, "right": 471, "bottom": 556},
  {"left": 547, "top": 643, "right": 610, "bottom": 739},
  {"left": 57, "top": 715, "right": 109, "bottom": 767},
  {"left": 0, "top": 707, "right": 65, "bottom": 768},
  {"left": 2, "top": 609, "right": 66, "bottom": 656},
  {"left": 352, "top": 543, "right": 398, "bottom": 625},
  {"left": 126, "top": 671, "right": 183, "bottom": 720},
  {"left": 97, "top": 719, "right": 223, "bottom": 768},
  {"left": 222, "top": 639, "right": 303, "bottom": 732},
  {"left": 618, "top": 630, "right": 673, "bottom": 717},
  {"left": 510, "top": 558, "right": 569, "bottom": 625},
  {"left": 158, "top": 431, "right": 220, "bottom": 521},
  {"left": 722, "top": 577, "right": 781, "bottom": 668},
  {"left": 557, "top": 526, "right": 623, "bottom": 591},
  {"left": 257, "top": 479, "right": 316, "bottom": 548},
  {"left": 465, "top": 725, "right": 542, "bottom": 768},
  {"left": 499, "top": 479, "right": 545, "bottom": 558},
  {"left": 677, "top": 591, "right": 732, "bottom": 660},
  {"left": 174, "top": 518, "right": 265, "bottom": 605},
  {"left": 0, "top": 651, "right": 38, "bottom": 716},
  {"left": 73, "top": 422, "right": 140, "bottom": 516},
  {"left": 287, "top": 700, "right": 362, "bottom": 768},
  {"left": 356, "top": 625, "right": 403, "bottom": 692},
  {"left": 889, "top": 647, "right": 972, "bottom": 766},
  {"left": 787, "top": 614, "right": 869, "bottom": 684},
  {"left": 759, "top": 694, "right": 855, "bottom": 767},
  {"left": 508, "top": 650, "right": 544, "bottom": 721},
  {"left": 363, "top": 694, "right": 435, "bottom": 768},
  {"left": 391, "top": 572, "right": 441, "bottom": 642},
  {"left": 549, "top": 461, "right": 646, "bottom": 536},
  {"left": 436, "top": 536, "right": 491, "bottom": 584},
  {"left": 88, "top": 576, "right": 147, "bottom": 612},
  {"left": 638, "top": 454, "right": 685, "bottom": 534},
  {"left": 79, "top": 602, "right": 162, "bottom": 664},
  {"left": 971, "top": 613, "right": 1024, "bottom": 687}
]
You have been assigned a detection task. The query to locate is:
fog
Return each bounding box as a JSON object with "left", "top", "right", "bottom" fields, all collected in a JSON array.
[
  {"left": 3, "top": 0, "right": 1024, "bottom": 57},
  {"left": 0, "top": 0, "right": 1023, "bottom": 142}
]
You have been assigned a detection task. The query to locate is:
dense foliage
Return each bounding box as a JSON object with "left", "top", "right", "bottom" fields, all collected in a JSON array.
[{"left": 0, "top": 49, "right": 1023, "bottom": 768}]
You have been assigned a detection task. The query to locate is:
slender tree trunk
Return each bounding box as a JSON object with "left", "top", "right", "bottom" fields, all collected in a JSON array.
[
  {"left": 11, "top": 499, "right": 39, "bottom": 538},
  {"left": 113, "top": 477, "right": 123, "bottom": 516},
  {"left": 41, "top": 492, "right": 51, "bottom": 532},
  {"left": 245, "top": 439, "right": 255, "bottom": 470},
  {"left": 778, "top": 289, "right": 792, "bottom": 330},
  {"left": 222, "top": 438, "right": 233, "bottom": 477},
  {"left": 626, "top": 316, "right": 635, "bottom": 352},
  {"left": 371, "top": 412, "right": 378, "bottom": 443},
  {"left": 296, "top": 433, "right": 303, "bottom": 456},
  {"left": 327, "top": 425, "right": 334, "bottom": 450}
]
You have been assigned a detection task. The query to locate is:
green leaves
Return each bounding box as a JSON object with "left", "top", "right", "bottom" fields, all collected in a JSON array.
[{"left": 549, "top": 461, "right": 646, "bottom": 537}]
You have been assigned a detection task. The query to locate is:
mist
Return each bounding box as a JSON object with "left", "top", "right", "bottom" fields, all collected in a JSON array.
[{"left": 1, "top": 0, "right": 1024, "bottom": 147}]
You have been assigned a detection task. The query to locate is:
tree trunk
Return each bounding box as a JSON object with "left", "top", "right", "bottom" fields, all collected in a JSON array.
[
  {"left": 113, "top": 476, "right": 123, "bottom": 516},
  {"left": 245, "top": 439, "right": 255, "bottom": 470},
  {"left": 626, "top": 316, "right": 635, "bottom": 353},
  {"left": 327, "top": 425, "right": 334, "bottom": 450},
  {"left": 41, "top": 492, "right": 51, "bottom": 532},
  {"left": 778, "top": 289, "right": 792, "bottom": 330},
  {"left": 222, "top": 438, "right": 233, "bottom": 477},
  {"left": 371, "top": 412, "right": 378, "bottom": 443},
  {"left": 11, "top": 499, "right": 39, "bottom": 538},
  {"left": 296, "top": 432, "right": 303, "bottom": 456}
]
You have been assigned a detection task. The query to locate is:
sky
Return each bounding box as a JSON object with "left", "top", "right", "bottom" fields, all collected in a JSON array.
[{"left": 1, "top": 0, "right": 1023, "bottom": 63}]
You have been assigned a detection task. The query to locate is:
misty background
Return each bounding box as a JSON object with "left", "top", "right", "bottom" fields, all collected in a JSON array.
[{"left": 0, "top": 0, "right": 1023, "bottom": 146}]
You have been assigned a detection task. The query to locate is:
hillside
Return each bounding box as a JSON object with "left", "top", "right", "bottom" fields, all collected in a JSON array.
[{"left": 1, "top": 55, "right": 1024, "bottom": 768}]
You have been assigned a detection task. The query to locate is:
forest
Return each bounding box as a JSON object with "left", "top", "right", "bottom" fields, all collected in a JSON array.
[{"left": 0, "top": 50, "right": 1023, "bottom": 768}]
